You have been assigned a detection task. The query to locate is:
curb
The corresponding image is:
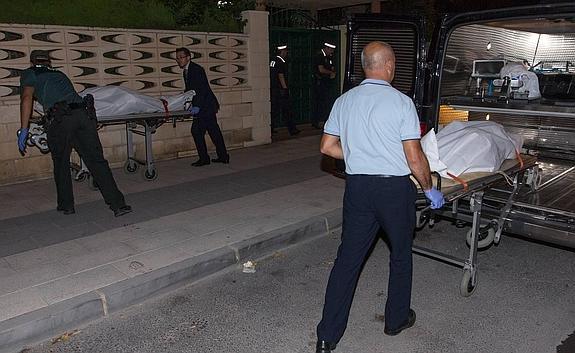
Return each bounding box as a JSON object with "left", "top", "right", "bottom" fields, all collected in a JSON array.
[{"left": 0, "top": 209, "right": 342, "bottom": 353}]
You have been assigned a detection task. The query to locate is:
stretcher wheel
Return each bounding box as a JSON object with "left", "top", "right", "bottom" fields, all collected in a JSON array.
[
  {"left": 466, "top": 227, "right": 495, "bottom": 249},
  {"left": 37, "top": 138, "right": 50, "bottom": 154},
  {"left": 142, "top": 168, "right": 158, "bottom": 181},
  {"left": 460, "top": 269, "right": 477, "bottom": 297},
  {"left": 75, "top": 171, "right": 88, "bottom": 182},
  {"left": 89, "top": 176, "right": 99, "bottom": 191},
  {"left": 123, "top": 161, "right": 138, "bottom": 174}
]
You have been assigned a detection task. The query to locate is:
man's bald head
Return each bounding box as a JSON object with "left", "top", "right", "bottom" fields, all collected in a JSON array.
[{"left": 361, "top": 41, "right": 395, "bottom": 81}]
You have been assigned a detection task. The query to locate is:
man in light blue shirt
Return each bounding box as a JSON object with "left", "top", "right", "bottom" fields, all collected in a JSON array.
[{"left": 315, "top": 41, "right": 444, "bottom": 353}]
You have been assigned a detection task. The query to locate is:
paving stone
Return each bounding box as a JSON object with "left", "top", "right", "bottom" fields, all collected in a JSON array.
[
  {"left": 35, "top": 265, "right": 128, "bottom": 304},
  {"left": 111, "top": 245, "right": 191, "bottom": 277},
  {"left": 0, "top": 289, "right": 47, "bottom": 322},
  {"left": 0, "top": 262, "right": 74, "bottom": 297}
]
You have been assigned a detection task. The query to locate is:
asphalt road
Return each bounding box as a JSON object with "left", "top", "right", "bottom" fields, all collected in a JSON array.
[{"left": 25, "top": 221, "right": 575, "bottom": 353}]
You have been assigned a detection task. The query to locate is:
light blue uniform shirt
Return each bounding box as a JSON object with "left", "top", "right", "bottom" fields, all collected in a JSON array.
[{"left": 323, "top": 78, "right": 421, "bottom": 175}]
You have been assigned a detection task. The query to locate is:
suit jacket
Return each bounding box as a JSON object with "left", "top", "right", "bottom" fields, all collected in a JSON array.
[{"left": 184, "top": 61, "right": 220, "bottom": 118}]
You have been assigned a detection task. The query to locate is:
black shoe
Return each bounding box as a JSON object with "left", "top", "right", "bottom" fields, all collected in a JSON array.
[
  {"left": 113, "top": 205, "right": 132, "bottom": 217},
  {"left": 316, "top": 340, "right": 337, "bottom": 353},
  {"left": 384, "top": 309, "right": 416, "bottom": 336},
  {"left": 289, "top": 129, "right": 301, "bottom": 136},
  {"left": 57, "top": 206, "right": 76, "bottom": 215},
  {"left": 191, "top": 159, "right": 211, "bottom": 167},
  {"left": 312, "top": 123, "right": 321, "bottom": 129},
  {"left": 211, "top": 156, "right": 229, "bottom": 164}
]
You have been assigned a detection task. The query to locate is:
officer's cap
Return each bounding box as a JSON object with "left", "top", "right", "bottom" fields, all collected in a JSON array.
[
  {"left": 324, "top": 42, "right": 336, "bottom": 49},
  {"left": 30, "top": 50, "right": 51, "bottom": 63},
  {"left": 277, "top": 44, "right": 287, "bottom": 50}
]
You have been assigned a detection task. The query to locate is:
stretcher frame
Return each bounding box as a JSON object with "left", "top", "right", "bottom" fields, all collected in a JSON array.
[
  {"left": 413, "top": 155, "right": 538, "bottom": 297},
  {"left": 69, "top": 110, "right": 195, "bottom": 185}
]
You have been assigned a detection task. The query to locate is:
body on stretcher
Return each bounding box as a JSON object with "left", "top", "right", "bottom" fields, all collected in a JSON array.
[
  {"left": 26, "top": 88, "right": 196, "bottom": 184},
  {"left": 413, "top": 154, "right": 538, "bottom": 297}
]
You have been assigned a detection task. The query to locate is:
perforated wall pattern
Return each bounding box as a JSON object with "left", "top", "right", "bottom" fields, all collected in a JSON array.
[{"left": 0, "top": 24, "right": 249, "bottom": 101}]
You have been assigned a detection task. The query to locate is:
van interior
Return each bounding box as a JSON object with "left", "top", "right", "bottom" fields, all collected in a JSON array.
[{"left": 439, "top": 15, "right": 575, "bottom": 222}]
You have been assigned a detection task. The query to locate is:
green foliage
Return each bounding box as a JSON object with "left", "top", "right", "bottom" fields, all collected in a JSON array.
[
  {"left": 160, "top": 0, "right": 254, "bottom": 32},
  {"left": 0, "top": 0, "right": 176, "bottom": 29},
  {"left": 0, "top": 0, "right": 255, "bottom": 32}
]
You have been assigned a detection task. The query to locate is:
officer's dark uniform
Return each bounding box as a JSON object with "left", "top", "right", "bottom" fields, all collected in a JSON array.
[
  {"left": 20, "top": 63, "right": 128, "bottom": 214},
  {"left": 313, "top": 49, "right": 336, "bottom": 128},
  {"left": 270, "top": 54, "right": 298, "bottom": 135}
]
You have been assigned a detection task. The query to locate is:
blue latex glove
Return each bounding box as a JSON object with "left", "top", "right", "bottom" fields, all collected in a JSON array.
[
  {"left": 424, "top": 187, "right": 445, "bottom": 209},
  {"left": 189, "top": 106, "right": 200, "bottom": 115},
  {"left": 17, "top": 128, "right": 29, "bottom": 155}
]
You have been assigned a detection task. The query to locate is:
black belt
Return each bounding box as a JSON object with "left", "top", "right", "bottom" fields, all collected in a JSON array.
[
  {"left": 67, "top": 102, "right": 86, "bottom": 110},
  {"left": 48, "top": 102, "right": 85, "bottom": 112}
]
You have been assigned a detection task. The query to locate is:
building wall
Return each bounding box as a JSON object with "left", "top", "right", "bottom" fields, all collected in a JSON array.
[{"left": 0, "top": 10, "right": 270, "bottom": 185}]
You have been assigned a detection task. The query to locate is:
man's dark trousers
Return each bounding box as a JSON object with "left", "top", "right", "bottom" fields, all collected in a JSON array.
[
  {"left": 317, "top": 174, "right": 416, "bottom": 343},
  {"left": 46, "top": 108, "right": 126, "bottom": 210},
  {"left": 313, "top": 80, "right": 333, "bottom": 126},
  {"left": 191, "top": 113, "right": 227, "bottom": 162},
  {"left": 270, "top": 91, "right": 297, "bottom": 133}
]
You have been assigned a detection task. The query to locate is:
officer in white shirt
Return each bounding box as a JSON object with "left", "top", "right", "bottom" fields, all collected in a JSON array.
[{"left": 315, "top": 41, "right": 444, "bottom": 353}]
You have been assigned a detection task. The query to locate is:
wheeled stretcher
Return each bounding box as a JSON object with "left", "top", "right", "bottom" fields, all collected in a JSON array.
[
  {"left": 26, "top": 86, "right": 197, "bottom": 185},
  {"left": 413, "top": 154, "right": 538, "bottom": 297},
  {"left": 73, "top": 110, "right": 195, "bottom": 185},
  {"left": 27, "top": 110, "right": 195, "bottom": 187}
]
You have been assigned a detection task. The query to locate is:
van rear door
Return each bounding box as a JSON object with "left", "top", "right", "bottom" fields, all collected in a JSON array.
[{"left": 345, "top": 15, "right": 426, "bottom": 123}]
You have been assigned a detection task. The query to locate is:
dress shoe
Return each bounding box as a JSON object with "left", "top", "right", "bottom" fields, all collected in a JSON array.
[
  {"left": 112, "top": 205, "right": 132, "bottom": 217},
  {"left": 191, "top": 159, "right": 211, "bottom": 167},
  {"left": 289, "top": 128, "right": 301, "bottom": 136},
  {"left": 316, "top": 340, "right": 337, "bottom": 353},
  {"left": 384, "top": 309, "right": 416, "bottom": 336},
  {"left": 211, "top": 156, "right": 230, "bottom": 164},
  {"left": 57, "top": 206, "right": 75, "bottom": 215}
]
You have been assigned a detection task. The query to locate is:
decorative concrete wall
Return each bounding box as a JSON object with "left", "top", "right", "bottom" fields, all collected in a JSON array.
[{"left": 0, "top": 10, "right": 270, "bottom": 185}]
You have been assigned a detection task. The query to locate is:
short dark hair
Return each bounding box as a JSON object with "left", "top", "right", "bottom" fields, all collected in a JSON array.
[
  {"left": 176, "top": 47, "right": 191, "bottom": 57},
  {"left": 30, "top": 50, "right": 51, "bottom": 64}
]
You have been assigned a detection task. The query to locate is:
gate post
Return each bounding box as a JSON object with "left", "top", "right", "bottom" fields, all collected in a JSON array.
[{"left": 242, "top": 10, "right": 272, "bottom": 145}]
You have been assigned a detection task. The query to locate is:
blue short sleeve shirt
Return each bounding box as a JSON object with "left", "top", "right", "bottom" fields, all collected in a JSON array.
[{"left": 323, "top": 78, "right": 421, "bottom": 175}]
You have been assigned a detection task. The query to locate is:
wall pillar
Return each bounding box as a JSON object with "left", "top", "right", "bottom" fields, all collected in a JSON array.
[{"left": 241, "top": 10, "right": 271, "bottom": 146}]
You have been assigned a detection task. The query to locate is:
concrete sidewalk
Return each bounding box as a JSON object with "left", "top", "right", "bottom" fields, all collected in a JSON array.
[{"left": 0, "top": 135, "right": 345, "bottom": 353}]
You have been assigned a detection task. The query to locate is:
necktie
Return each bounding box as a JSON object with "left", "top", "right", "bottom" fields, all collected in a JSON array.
[{"left": 183, "top": 68, "right": 188, "bottom": 89}]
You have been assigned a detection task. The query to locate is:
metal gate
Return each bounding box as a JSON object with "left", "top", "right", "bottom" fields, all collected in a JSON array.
[{"left": 270, "top": 9, "right": 340, "bottom": 127}]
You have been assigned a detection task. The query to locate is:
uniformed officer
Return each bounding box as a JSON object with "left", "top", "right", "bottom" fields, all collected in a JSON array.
[
  {"left": 315, "top": 42, "right": 444, "bottom": 353},
  {"left": 312, "top": 42, "right": 337, "bottom": 129},
  {"left": 18, "top": 50, "right": 131, "bottom": 217},
  {"left": 269, "top": 44, "right": 300, "bottom": 136}
]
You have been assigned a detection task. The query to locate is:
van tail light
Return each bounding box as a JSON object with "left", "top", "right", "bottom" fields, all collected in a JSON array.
[{"left": 419, "top": 122, "right": 428, "bottom": 137}]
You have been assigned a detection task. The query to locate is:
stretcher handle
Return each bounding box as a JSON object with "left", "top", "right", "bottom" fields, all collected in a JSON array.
[{"left": 432, "top": 171, "right": 442, "bottom": 191}]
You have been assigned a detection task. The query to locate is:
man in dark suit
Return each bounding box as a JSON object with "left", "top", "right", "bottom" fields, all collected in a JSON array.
[{"left": 175, "top": 47, "right": 229, "bottom": 167}]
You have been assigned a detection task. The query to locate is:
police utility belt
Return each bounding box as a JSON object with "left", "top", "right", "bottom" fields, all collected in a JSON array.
[{"left": 44, "top": 101, "right": 89, "bottom": 125}]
